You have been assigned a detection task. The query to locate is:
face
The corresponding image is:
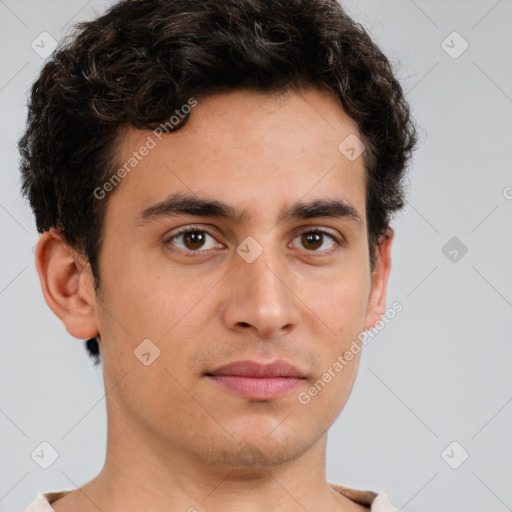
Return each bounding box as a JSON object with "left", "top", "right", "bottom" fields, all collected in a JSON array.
[{"left": 42, "top": 86, "right": 392, "bottom": 470}]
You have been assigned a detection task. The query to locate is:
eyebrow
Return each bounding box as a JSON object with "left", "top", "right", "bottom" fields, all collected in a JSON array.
[{"left": 135, "top": 193, "right": 363, "bottom": 227}]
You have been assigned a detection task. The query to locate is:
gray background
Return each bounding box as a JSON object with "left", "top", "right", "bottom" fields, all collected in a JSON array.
[{"left": 1, "top": 1, "right": 511, "bottom": 511}]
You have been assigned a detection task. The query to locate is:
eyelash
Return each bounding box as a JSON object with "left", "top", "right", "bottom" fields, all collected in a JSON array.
[{"left": 163, "top": 225, "right": 344, "bottom": 257}]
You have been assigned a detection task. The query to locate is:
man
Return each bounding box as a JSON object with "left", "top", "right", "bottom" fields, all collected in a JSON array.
[{"left": 19, "top": 0, "right": 416, "bottom": 510}]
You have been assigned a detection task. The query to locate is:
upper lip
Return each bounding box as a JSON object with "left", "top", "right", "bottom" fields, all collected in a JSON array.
[{"left": 206, "top": 360, "right": 305, "bottom": 378}]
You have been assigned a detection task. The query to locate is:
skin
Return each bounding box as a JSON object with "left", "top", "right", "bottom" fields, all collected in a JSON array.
[{"left": 36, "top": 85, "right": 393, "bottom": 512}]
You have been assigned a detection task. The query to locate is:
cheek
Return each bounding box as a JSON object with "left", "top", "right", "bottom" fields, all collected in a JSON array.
[
  {"left": 305, "top": 263, "right": 371, "bottom": 334},
  {"left": 296, "top": 351, "right": 360, "bottom": 429},
  {"left": 98, "top": 246, "right": 186, "bottom": 339}
]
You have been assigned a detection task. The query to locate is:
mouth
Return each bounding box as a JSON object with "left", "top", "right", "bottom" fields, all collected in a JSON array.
[{"left": 205, "top": 359, "right": 306, "bottom": 400}]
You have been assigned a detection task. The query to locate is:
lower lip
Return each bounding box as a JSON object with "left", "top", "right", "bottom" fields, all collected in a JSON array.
[{"left": 207, "top": 375, "right": 304, "bottom": 400}]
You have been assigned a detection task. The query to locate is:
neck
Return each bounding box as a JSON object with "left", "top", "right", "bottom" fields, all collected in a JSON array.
[{"left": 56, "top": 409, "right": 363, "bottom": 512}]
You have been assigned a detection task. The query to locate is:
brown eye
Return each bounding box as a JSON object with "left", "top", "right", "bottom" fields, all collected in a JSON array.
[
  {"left": 165, "top": 227, "right": 221, "bottom": 255},
  {"left": 301, "top": 232, "right": 323, "bottom": 250},
  {"left": 292, "top": 229, "right": 339, "bottom": 253},
  {"left": 182, "top": 230, "right": 207, "bottom": 250}
]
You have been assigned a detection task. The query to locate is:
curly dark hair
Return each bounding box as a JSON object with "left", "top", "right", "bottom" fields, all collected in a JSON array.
[{"left": 18, "top": 0, "right": 417, "bottom": 366}]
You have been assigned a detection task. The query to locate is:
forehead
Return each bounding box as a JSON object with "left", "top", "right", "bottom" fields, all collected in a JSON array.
[{"left": 107, "top": 86, "right": 367, "bottom": 225}]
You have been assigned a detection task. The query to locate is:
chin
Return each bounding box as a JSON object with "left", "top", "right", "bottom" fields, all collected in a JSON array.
[{"left": 197, "top": 429, "right": 316, "bottom": 469}]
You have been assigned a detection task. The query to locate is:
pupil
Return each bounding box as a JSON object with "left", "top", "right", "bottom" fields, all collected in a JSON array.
[
  {"left": 185, "top": 231, "right": 205, "bottom": 249},
  {"left": 303, "top": 232, "right": 321, "bottom": 250}
]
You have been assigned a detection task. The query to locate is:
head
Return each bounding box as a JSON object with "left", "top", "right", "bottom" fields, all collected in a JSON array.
[{"left": 19, "top": 0, "right": 416, "bottom": 470}]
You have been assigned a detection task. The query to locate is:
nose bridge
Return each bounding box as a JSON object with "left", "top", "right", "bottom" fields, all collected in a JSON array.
[
  {"left": 224, "top": 235, "right": 300, "bottom": 337},
  {"left": 243, "top": 243, "right": 286, "bottom": 306}
]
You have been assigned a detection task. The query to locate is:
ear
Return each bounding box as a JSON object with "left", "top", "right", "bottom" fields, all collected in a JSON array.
[
  {"left": 363, "top": 228, "right": 394, "bottom": 331},
  {"left": 35, "top": 228, "right": 99, "bottom": 340}
]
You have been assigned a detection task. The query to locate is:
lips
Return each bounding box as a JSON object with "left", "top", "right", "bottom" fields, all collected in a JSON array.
[
  {"left": 207, "top": 360, "right": 305, "bottom": 378},
  {"left": 205, "top": 360, "right": 306, "bottom": 400}
]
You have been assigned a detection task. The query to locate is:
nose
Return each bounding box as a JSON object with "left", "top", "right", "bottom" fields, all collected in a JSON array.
[{"left": 220, "top": 242, "right": 301, "bottom": 340}]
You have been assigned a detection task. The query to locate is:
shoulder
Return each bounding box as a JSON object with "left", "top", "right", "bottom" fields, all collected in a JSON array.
[
  {"left": 328, "top": 482, "right": 399, "bottom": 511},
  {"left": 24, "top": 491, "right": 72, "bottom": 512}
]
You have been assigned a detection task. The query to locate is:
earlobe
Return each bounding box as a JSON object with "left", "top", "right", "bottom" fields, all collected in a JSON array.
[
  {"left": 35, "top": 228, "right": 99, "bottom": 340},
  {"left": 363, "top": 228, "right": 394, "bottom": 331}
]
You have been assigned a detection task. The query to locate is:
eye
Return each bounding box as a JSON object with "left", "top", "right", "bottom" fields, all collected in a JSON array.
[
  {"left": 290, "top": 229, "right": 341, "bottom": 254},
  {"left": 164, "top": 226, "right": 222, "bottom": 255},
  {"left": 164, "top": 225, "right": 343, "bottom": 257}
]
